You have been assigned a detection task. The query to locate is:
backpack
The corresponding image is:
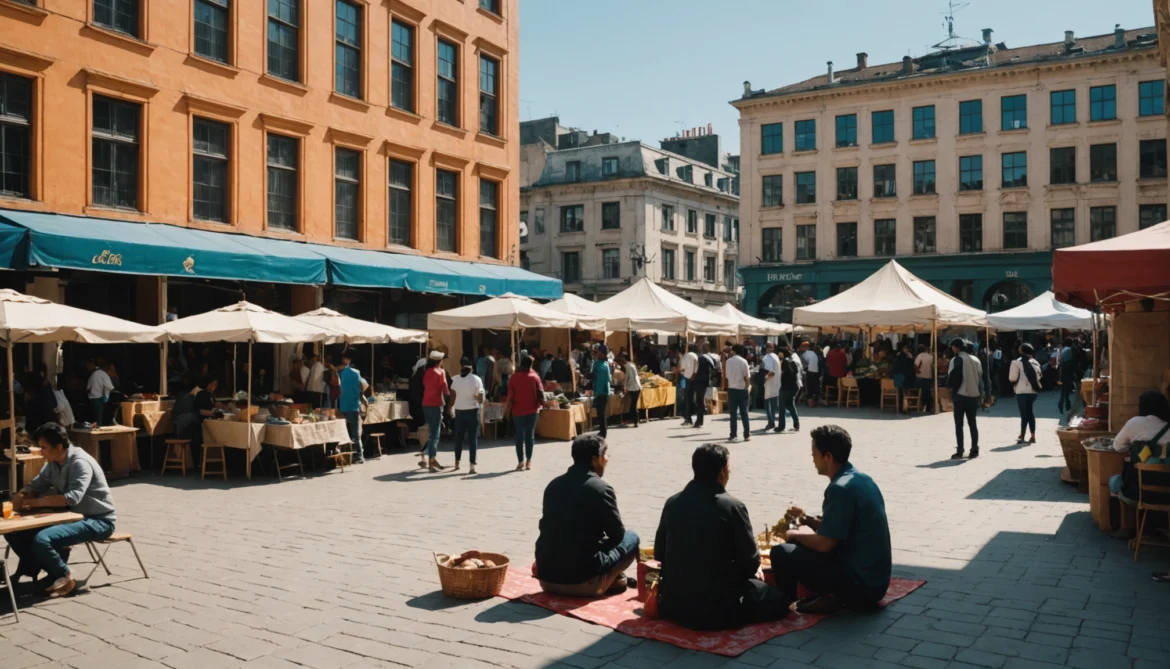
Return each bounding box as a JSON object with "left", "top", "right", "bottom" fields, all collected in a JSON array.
[
  {"left": 700, "top": 354, "right": 720, "bottom": 387},
  {"left": 947, "top": 354, "right": 964, "bottom": 392},
  {"left": 1120, "top": 422, "right": 1170, "bottom": 504}
]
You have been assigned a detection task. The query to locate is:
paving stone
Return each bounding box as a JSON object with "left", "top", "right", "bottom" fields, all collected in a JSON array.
[
  {"left": 1068, "top": 648, "right": 1133, "bottom": 669},
  {"left": 954, "top": 648, "right": 1009, "bottom": 668}
]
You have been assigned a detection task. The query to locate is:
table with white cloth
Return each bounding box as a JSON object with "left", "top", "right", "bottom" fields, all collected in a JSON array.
[
  {"left": 201, "top": 420, "right": 265, "bottom": 462},
  {"left": 262, "top": 419, "right": 352, "bottom": 450},
  {"left": 363, "top": 400, "right": 410, "bottom": 425}
]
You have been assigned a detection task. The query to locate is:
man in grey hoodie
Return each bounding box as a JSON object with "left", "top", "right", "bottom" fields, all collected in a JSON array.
[
  {"left": 7, "top": 423, "right": 116, "bottom": 598},
  {"left": 948, "top": 339, "right": 984, "bottom": 460}
]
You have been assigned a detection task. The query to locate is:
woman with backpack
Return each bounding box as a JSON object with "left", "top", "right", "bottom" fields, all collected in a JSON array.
[{"left": 1008, "top": 343, "right": 1043, "bottom": 444}]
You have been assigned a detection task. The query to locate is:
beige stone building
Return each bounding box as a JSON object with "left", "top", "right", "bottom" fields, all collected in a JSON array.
[{"left": 732, "top": 26, "right": 1166, "bottom": 321}]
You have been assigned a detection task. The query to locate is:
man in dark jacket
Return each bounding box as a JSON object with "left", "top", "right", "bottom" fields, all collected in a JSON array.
[
  {"left": 535, "top": 435, "right": 639, "bottom": 597},
  {"left": 654, "top": 444, "right": 789, "bottom": 629}
]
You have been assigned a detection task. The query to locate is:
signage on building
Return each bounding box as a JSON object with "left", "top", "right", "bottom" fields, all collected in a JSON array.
[
  {"left": 91, "top": 250, "right": 122, "bottom": 267},
  {"left": 766, "top": 271, "right": 807, "bottom": 282}
]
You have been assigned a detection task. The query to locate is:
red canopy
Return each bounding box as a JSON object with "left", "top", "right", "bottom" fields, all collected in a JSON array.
[{"left": 1052, "top": 220, "right": 1170, "bottom": 310}]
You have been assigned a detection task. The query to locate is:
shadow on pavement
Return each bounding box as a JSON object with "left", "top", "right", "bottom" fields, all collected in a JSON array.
[
  {"left": 966, "top": 467, "right": 1075, "bottom": 501},
  {"left": 916, "top": 459, "right": 968, "bottom": 469}
]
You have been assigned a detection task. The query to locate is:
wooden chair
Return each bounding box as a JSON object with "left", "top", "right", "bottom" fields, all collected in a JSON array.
[
  {"left": 879, "top": 379, "right": 898, "bottom": 412},
  {"left": 368, "top": 433, "right": 385, "bottom": 458},
  {"left": 903, "top": 388, "right": 922, "bottom": 413},
  {"left": 0, "top": 557, "right": 18, "bottom": 622},
  {"left": 83, "top": 533, "right": 149, "bottom": 583},
  {"left": 202, "top": 445, "right": 227, "bottom": 481},
  {"left": 1133, "top": 462, "right": 1170, "bottom": 561},
  {"left": 839, "top": 377, "right": 860, "bottom": 408},
  {"left": 161, "top": 439, "right": 190, "bottom": 476},
  {"left": 824, "top": 378, "right": 840, "bottom": 406}
]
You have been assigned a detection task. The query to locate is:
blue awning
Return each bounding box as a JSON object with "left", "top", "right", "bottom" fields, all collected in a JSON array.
[{"left": 0, "top": 210, "right": 328, "bottom": 284}]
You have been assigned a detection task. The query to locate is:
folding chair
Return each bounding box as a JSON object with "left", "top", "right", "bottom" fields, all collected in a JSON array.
[{"left": 84, "top": 533, "right": 149, "bottom": 582}]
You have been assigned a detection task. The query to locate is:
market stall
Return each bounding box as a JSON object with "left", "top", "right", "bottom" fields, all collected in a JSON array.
[
  {"left": 706, "top": 303, "right": 792, "bottom": 340},
  {"left": 428, "top": 293, "right": 579, "bottom": 371},
  {"left": 986, "top": 291, "right": 1098, "bottom": 332},
  {"left": 0, "top": 288, "right": 166, "bottom": 493},
  {"left": 598, "top": 277, "right": 739, "bottom": 336}
]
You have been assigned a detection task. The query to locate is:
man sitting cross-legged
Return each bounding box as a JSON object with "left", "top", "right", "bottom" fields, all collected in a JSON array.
[{"left": 771, "top": 425, "right": 891, "bottom": 614}]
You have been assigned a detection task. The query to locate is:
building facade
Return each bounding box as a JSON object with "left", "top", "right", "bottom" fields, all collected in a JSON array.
[
  {"left": 733, "top": 26, "right": 1166, "bottom": 323},
  {"left": 520, "top": 118, "right": 740, "bottom": 305}
]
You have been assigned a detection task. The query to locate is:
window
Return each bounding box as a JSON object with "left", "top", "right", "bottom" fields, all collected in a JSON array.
[
  {"left": 435, "top": 169, "right": 458, "bottom": 252},
  {"left": 912, "top": 105, "right": 935, "bottom": 140},
  {"left": 1050, "top": 89, "right": 1076, "bottom": 125},
  {"left": 913, "top": 217, "right": 935, "bottom": 254},
  {"left": 874, "top": 219, "right": 896, "bottom": 256},
  {"left": 684, "top": 250, "right": 696, "bottom": 281},
  {"left": 796, "top": 224, "right": 815, "bottom": 261},
  {"left": 1090, "top": 143, "right": 1117, "bottom": 182},
  {"left": 562, "top": 252, "right": 581, "bottom": 284},
  {"left": 601, "top": 202, "right": 620, "bottom": 229},
  {"left": 836, "top": 222, "right": 857, "bottom": 257},
  {"left": 192, "top": 118, "right": 229, "bottom": 222},
  {"left": 661, "top": 204, "right": 674, "bottom": 231},
  {"left": 686, "top": 209, "right": 698, "bottom": 234},
  {"left": 1002, "top": 212, "right": 1028, "bottom": 249},
  {"left": 601, "top": 156, "right": 617, "bottom": 177},
  {"left": 872, "top": 110, "right": 894, "bottom": 144},
  {"left": 1140, "top": 139, "right": 1167, "bottom": 179},
  {"left": 794, "top": 119, "right": 815, "bottom": 151},
  {"left": 479, "top": 0, "right": 500, "bottom": 15},
  {"left": 703, "top": 172, "right": 713, "bottom": 188},
  {"left": 836, "top": 167, "right": 857, "bottom": 200},
  {"left": 534, "top": 208, "right": 544, "bottom": 233},
  {"left": 479, "top": 178, "right": 498, "bottom": 257},
  {"left": 761, "top": 228, "right": 781, "bottom": 262},
  {"left": 92, "top": 95, "right": 140, "bottom": 210},
  {"left": 1001, "top": 94, "right": 1027, "bottom": 130},
  {"left": 655, "top": 158, "right": 668, "bottom": 175},
  {"left": 836, "top": 114, "right": 857, "bottom": 148},
  {"left": 873, "top": 164, "right": 896, "bottom": 198},
  {"left": 704, "top": 213, "right": 716, "bottom": 238},
  {"left": 1050, "top": 147, "right": 1076, "bottom": 185},
  {"left": 795, "top": 171, "right": 816, "bottom": 204},
  {"left": 1001, "top": 152, "right": 1027, "bottom": 189},
  {"left": 194, "top": 0, "right": 229, "bottom": 63},
  {"left": 334, "top": 147, "right": 360, "bottom": 240},
  {"left": 724, "top": 259, "right": 736, "bottom": 288},
  {"left": 959, "top": 100, "right": 983, "bottom": 135},
  {"left": 1090, "top": 206, "right": 1115, "bottom": 241},
  {"left": 479, "top": 55, "right": 499, "bottom": 136},
  {"left": 723, "top": 215, "right": 733, "bottom": 241},
  {"left": 959, "top": 155, "right": 983, "bottom": 191},
  {"left": 703, "top": 255, "right": 715, "bottom": 283},
  {"left": 1051, "top": 208, "right": 1075, "bottom": 249},
  {"left": 912, "top": 160, "right": 935, "bottom": 195},
  {"left": 680, "top": 165, "right": 694, "bottom": 183},
  {"left": 1089, "top": 85, "right": 1116, "bottom": 122},
  {"left": 762, "top": 175, "right": 783, "bottom": 207},
  {"left": 0, "top": 73, "right": 32, "bottom": 199},
  {"left": 388, "top": 159, "right": 412, "bottom": 246},
  {"left": 661, "top": 247, "right": 676, "bottom": 280},
  {"left": 436, "top": 40, "right": 458, "bottom": 126},
  {"left": 761, "top": 123, "right": 782, "bottom": 154},
  {"left": 602, "top": 249, "right": 620, "bottom": 279},
  {"left": 1140, "top": 204, "right": 1167, "bottom": 230},
  {"left": 265, "top": 134, "right": 298, "bottom": 230},
  {"left": 334, "top": 1, "right": 361, "bottom": 98},
  {"left": 733, "top": 218, "right": 739, "bottom": 242},
  {"left": 1139, "top": 80, "right": 1164, "bottom": 117},
  {"left": 267, "top": 0, "right": 300, "bottom": 82},
  {"left": 959, "top": 214, "right": 982, "bottom": 252},
  {"left": 566, "top": 160, "right": 580, "bottom": 182},
  {"left": 390, "top": 21, "right": 414, "bottom": 112},
  {"left": 94, "top": 0, "right": 139, "bottom": 37},
  {"left": 560, "top": 204, "right": 583, "bottom": 233}
]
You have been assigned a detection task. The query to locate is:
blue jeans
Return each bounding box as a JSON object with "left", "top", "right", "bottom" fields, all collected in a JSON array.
[
  {"left": 778, "top": 388, "right": 799, "bottom": 431},
  {"left": 765, "top": 395, "right": 779, "bottom": 427},
  {"left": 727, "top": 388, "right": 750, "bottom": 438},
  {"left": 5, "top": 516, "right": 115, "bottom": 580},
  {"left": 598, "top": 529, "right": 641, "bottom": 574},
  {"left": 513, "top": 413, "right": 537, "bottom": 463},
  {"left": 1017, "top": 393, "right": 1037, "bottom": 436},
  {"left": 454, "top": 408, "right": 480, "bottom": 465},
  {"left": 343, "top": 411, "right": 363, "bottom": 462},
  {"left": 423, "top": 406, "right": 443, "bottom": 458}
]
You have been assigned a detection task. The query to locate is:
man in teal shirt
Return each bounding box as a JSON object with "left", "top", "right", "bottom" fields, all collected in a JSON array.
[
  {"left": 592, "top": 345, "right": 612, "bottom": 439},
  {"left": 338, "top": 349, "right": 366, "bottom": 464}
]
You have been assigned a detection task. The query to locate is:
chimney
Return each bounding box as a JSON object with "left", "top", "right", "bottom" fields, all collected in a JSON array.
[
  {"left": 856, "top": 52, "right": 868, "bottom": 70},
  {"left": 982, "top": 28, "right": 993, "bottom": 45},
  {"left": 1115, "top": 24, "right": 1126, "bottom": 48},
  {"left": 827, "top": 61, "right": 834, "bottom": 83},
  {"left": 901, "top": 56, "right": 914, "bottom": 75},
  {"left": 1064, "top": 30, "right": 1075, "bottom": 47},
  {"left": 743, "top": 80, "right": 752, "bottom": 98}
]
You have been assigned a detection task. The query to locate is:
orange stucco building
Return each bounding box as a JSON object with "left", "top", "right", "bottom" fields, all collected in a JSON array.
[{"left": 0, "top": 0, "right": 520, "bottom": 262}]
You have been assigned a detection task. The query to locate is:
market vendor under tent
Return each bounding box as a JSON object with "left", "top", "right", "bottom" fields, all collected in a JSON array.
[{"left": 771, "top": 425, "right": 891, "bottom": 614}]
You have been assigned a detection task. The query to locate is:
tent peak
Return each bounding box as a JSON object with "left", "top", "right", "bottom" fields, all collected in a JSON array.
[{"left": 0, "top": 289, "right": 50, "bottom": 305}]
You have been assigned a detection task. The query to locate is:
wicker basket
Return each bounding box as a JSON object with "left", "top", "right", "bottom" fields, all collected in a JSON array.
[
  {"left": 1056, "top": 428, "right": 1111, "bottom": 493},
  {"left": 435, "top": 552, "right": 510, "bottom": 599}
]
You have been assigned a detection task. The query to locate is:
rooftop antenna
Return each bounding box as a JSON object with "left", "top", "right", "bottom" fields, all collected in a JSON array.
[{"left": 932, "top": 0, "right": 975, "bottom": 51}]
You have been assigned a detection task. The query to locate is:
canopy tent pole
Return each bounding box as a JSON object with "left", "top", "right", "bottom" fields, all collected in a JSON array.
[
  {"left": 7, "top": 337, "right": 15, "bottom": 494},
  {"left": 160, "top": 342, "right": 168, "bottom": 396},
  {"left": 246, "top": 340, "right": 253, "bottom": 480},
  {"left": 1091, "top": 314, "right": 1099, "bottom": 405},
  {"left": 931, "top": 320, "right": 939, "bottom": 414}
]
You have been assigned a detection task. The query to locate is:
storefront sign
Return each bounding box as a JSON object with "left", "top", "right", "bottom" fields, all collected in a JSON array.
[
  {"left": 1005, "top": 270, "right": 1019, "bottom": 278},
  {"left": 91, "top": 250, "right": 122, "bottom": 266},
  {"left": 183, "top": 256, "right": 196, "bottom": 274},
  {"left": 766, "top": 271, "right": 806, "bottom": 282}
]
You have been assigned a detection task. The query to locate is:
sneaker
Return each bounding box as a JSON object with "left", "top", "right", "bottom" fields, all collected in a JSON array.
[
  {"left": 468, "top": 465, "right": 477, "bottom": 475},
  {"left": 763, "top": 424, "right": 775, "bottom": 432},
  {"left": 46, "top": 576, "right": 76, "bottom": 599},
  {"left": 681, "top": 419, "right": 693, "bottom": 426},
  {"left": 728, "top": 436, "right": 738, "bottom": 443},
  {"left": 968, "top": 449, "right": 980, "bottom": 459},
  {"left": 793, "top": 426, "right": 801, "bottom": 432},
  {"left": 1028, "top": 435, "right": 1036, "bottom": 444},
  {"left": 1016, "top": 434, "right": 1025, "bottom": 443},
  {"left": 950, "top": 451, "right": 965, "bottom": 460},
  {"left": 774, "top": 427, "right": 784, "bottom": 433}
]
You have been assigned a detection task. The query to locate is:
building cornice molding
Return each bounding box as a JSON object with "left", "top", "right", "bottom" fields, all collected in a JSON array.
[{"left": 523, "top": 176, "right": 740, "bottom": 206}]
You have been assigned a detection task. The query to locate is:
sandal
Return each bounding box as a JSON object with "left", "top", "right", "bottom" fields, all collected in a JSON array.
[{"left": 525, "top": 461, "right": 532, "bottom": 471}]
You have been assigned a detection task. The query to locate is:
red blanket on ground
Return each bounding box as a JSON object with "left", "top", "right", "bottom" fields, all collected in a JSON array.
[{"left": 497, "top": 569, "right": 925, "bottom": 657}]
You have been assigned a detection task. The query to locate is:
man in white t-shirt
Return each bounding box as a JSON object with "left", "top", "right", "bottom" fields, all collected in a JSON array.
[
  {"left": 450, "top": 357, "right": 485, "bottom": 474},
  {"left": 303, "top": 353, "right": 326, "bottom": 409},
  {"left": 761, "top": 343, "right": 782, "bottom": 431},
  {"left": 680, "top": 344, "right": 699, "bottom": 426},
  {"left": 724, "top": 345, "right": 752, "bottom": 442},
  {"left": 800, "top": 342, "right": 820, "bottom": 406},
  {"left": 914, "top": 345, "right": 934, "bottom": 412}
]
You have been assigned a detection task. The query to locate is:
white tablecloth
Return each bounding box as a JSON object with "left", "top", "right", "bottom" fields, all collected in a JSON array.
[
  {"left": 202, "top": 420, "right": 265, "bottom": 461},
  {"left": 364, "top": 400, "right": 410, "bottom": 424},
  {"left": 262, "top": 420, "right": 352, "bottom": 450}
]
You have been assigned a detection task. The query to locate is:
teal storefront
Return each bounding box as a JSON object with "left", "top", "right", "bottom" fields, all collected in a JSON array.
[{"left": 741, "top": 252, "right": 1054, "bottom": 323}]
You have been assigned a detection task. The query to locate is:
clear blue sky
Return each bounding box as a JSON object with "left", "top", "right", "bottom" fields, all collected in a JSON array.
[{"left": 520, "top": 0, "right": 1156, "bottom": 152}]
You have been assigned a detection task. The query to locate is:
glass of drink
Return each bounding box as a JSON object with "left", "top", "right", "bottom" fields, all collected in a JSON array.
[{"left": 2, "top": 501, "right": 13, "bottom": 519}]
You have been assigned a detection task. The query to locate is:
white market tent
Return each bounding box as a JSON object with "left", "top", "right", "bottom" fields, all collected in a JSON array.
[
  {"left": 707, "top": 303, "right": 793, "bottom": 337},
  {"left": 1, "top": 289, "right": 167, "bottom": 492},
  {"left": 427, "top": 294, "right": 578, "bottom": 331},
  {"left": 596, "top": 277, "right": 739, "bottom": 336},
  {"left": 294, "top": 307, "right": 427, "bottom": 344},
  {"left": 985, "top": 291, "right": 1098, "bottom": 332},
  {"left": 544, "top": 293, "right": 608, "bottom": 331},
  {"left": 162, "top": 302, "right": 334, "bottom": 478}
]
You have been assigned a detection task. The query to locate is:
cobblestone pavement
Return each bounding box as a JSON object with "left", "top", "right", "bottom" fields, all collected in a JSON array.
[{"left": 3, "top": 396, "right": 1169, "bottom": 669}]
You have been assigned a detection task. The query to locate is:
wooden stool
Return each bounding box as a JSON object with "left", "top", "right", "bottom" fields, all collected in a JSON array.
[
  {"left": 84, "top": 533, "right": 149, "bottom": 582},
  {"left": 903, "top": 388, "right": 922, "bottom": 413},
  {"left": 369, "top": 433, "right": 385, "bottom": 458},
  {"left": 824, "top": 378, "right": 840, "bottom": 405},
  {"left": 879, "top": 379, "right": 898, "bottom": 412},
  {"left": 202, "top": 445, "right": 227, "bottom": 481},
  {"left": 161, "top": 439, "right": 190, "bottom": 476},
  {"left": 327, "top": 448, "right": 351, "bottom": 472}
]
